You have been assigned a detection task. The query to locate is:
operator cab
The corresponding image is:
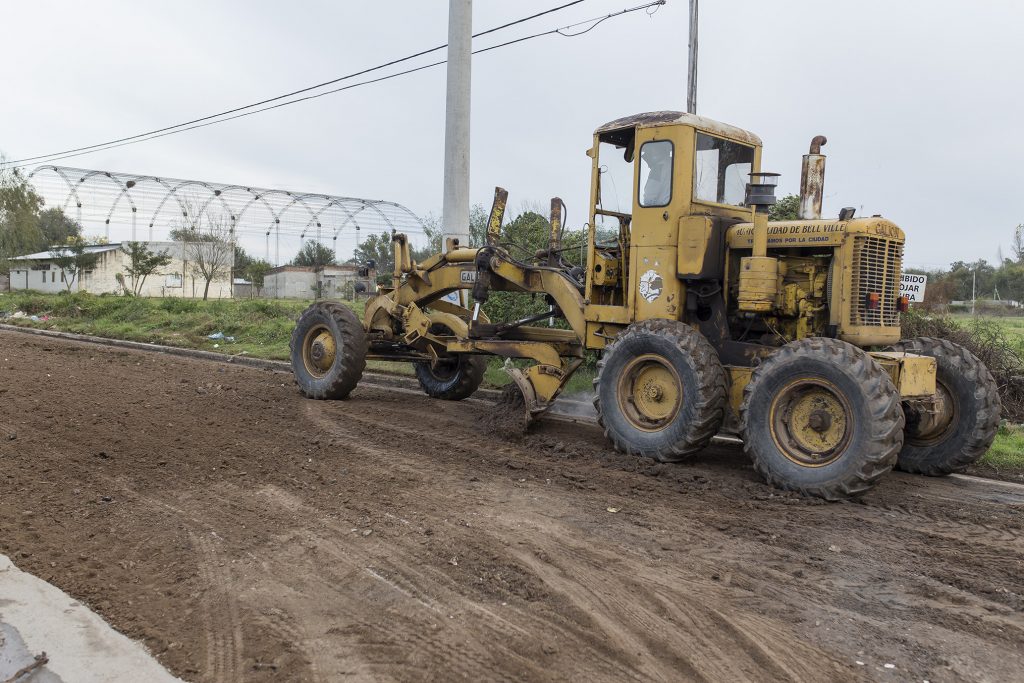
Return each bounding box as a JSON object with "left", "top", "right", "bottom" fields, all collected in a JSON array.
[
  {"left": 590, "top": 110, "right": 762, "bottom": 224},
  {"left": 585, "top": 111, "right": 762, "bottom": 309}
]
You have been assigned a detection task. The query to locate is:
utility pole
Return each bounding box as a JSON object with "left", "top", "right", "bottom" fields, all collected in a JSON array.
[
  {"left": 442, "top": 0, "right": 472, "bottom": 247},
  {"left": 686, "top": 0, "right": 698, "bottom": 114},
  {"left": 972, "top": 269, "right": 977, "bottom": 316}
]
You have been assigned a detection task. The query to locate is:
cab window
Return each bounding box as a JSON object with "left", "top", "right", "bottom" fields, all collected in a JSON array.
[
  {"left": 597, "top": 141, "right": 634, "bottom": 215},
  {"left": 694, "top": 132, "right": 754, "bottom": 207},
  {"left": 638, "top": 140, "right": 673, "bottom": 207}
]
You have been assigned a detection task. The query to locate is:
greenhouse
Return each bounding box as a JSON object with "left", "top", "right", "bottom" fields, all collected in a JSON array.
[{"left": 26, "top": 165, "right": 425, "bottom": 265}]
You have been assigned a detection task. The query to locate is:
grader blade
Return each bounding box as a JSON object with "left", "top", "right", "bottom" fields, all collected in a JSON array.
[{"left": 504, "top": 365, "right": 550, "bottom": 428}]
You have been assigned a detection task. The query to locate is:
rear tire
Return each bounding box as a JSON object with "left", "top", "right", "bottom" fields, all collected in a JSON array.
[
  {"left": 414, "top": 323, "right": 486, "bottom": 400},
  {"left": 887, "top": 337, "right": 1001, "bottom": 475},
  {"left": 740, "top": 338, "right": 904, "bottom": 500},
  {"left": 594, "top": 319, "right": 727, "bottom": 462},
  {"left": 290, "top": 301, "right": 367, "bottom": 399}
]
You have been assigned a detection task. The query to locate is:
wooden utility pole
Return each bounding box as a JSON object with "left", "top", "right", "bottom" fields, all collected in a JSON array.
[{"left": 687, "top": 0, "right": 698, "bottom": 114}]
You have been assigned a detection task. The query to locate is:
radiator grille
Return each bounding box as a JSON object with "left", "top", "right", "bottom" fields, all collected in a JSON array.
[{"left": 849, "top": 236, "right": 902, "bottom": 327}]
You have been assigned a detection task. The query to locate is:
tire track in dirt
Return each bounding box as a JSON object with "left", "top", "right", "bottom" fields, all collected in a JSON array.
[
  {"left": 303, "top": 400, "right": 859, "bottom": 681},
  {"left": 308, "top": 393, "right": 1024, "bottom": 680},
  {"left": 192, "top": 532, "right": 244, "bottom": 683}
]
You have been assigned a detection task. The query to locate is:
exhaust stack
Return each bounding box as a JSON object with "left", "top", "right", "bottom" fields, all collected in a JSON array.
[{"left": 799, "top": 135, "right": 827, "bottom": 220}]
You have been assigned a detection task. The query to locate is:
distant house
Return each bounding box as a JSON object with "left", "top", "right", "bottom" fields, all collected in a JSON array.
[
  {"left": 263, "top": 264, "right": 376, "bottom": 299},
  {"left": 232, "top": 277, "right": 253, "bottom": 299},
  {"left": 6, "top": 242, "right": 233, "bottom": 298}
]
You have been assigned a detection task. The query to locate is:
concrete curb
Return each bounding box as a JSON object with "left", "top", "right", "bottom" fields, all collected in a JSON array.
[{"left": 0, "top": 554, "right": 183, "bottom": 682}]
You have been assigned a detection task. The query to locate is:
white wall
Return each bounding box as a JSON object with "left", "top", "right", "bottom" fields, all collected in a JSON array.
[
  {"left": 9, "top": 243, "right": 233, "bottom": 298},
  {"left": 264, "top": 271, "right": 315, "bottom": 299},
  {"left": 10, "top": 265, "right": 70, "bottom": 293}
]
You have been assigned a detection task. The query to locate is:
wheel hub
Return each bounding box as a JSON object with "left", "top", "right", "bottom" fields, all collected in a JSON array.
[
  {"left": 618, "top": 354, "right": 683, "bottom": 431},
  {"left": 770, "top": 379, "right": 852, "bottom": 466},
  {"left": 807, "top": 409, "right": 833, "bottom": 433},
  {"left": 302, "top": 327, "right": 336, "bottom": 377},
  {"left": 906, "top": 380, "right": 957, "bottom": 444}
]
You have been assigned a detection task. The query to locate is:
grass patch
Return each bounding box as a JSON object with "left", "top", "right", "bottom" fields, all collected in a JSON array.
[
  {"left": 0, "top": 291, "right": 313, "bottom": 360},
  {"left": 983, "top": 424, "right": 1024, "bottom": 470},
  {"left": 951, "top": 314, "right": 1024, "bottom": 346},
  {"left": 0, "top": 291, "right": 590, "bottom": 388}
]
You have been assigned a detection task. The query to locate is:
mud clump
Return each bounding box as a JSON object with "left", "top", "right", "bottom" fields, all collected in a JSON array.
[{"left": 475, "top": 384, "right": 530, "bottom": 439}]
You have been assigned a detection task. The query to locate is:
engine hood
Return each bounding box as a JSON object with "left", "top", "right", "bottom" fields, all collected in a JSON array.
[{"left": 726, "top": 216, "right": 904, "bottom": 250}]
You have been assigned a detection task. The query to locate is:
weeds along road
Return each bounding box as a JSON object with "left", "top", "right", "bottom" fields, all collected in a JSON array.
[{"left": 0, "top": 329, "right": 1022, "bottom": 683}]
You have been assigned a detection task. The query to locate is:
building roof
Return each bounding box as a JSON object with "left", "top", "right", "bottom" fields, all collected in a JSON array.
[
  {"left": 8, "top": 241, "right": 179, "bottom": 263},
  {"left": 9, "top": 244, "right": 121, "bottom": 262}
]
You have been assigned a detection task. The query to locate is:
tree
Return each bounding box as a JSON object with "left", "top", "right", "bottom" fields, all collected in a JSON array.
[
  {"left": 49, "top": 237, "right": 100, "bottom": 292},
  {"left": 291, "top": 240, "right": 337, "bottom": 268},
  {"left": 120, "top": 241, "right": 172, "bottom": 296},
  {"left": 0, "top": 162, "right": 45, "bottom": 268},
  {"left": 173, "top": 205, "right": 234, "bottom": 300},
  {"left": 233, "top": 243, "right": 254, "bottom": 278},
  {"left": 411, "top": 204, "right": 489, "bottom": 262},
  {"left": 245, "top": 259, "right": 272, "bottom": 297},
  {"left": 352, "top": 232, "right": 393, "bottom": 275},
  {"left": 37, "top": 208, "right": 81, "bottom": 244},
  {"left": 769, "top": 194, "right": 801, "bottom": 221}
]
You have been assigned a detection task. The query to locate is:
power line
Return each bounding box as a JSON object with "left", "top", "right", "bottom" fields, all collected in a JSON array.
[
  {"left": 2, "top": 1, "right": 589, "bottom": 168},
  {"left": 4, "top": 1, "right": 665, "bottom": 170}
]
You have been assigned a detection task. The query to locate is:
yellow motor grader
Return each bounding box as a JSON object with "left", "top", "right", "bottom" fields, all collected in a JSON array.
[{"left": 290, "top": 111, "right": 1000, "bottom": 500}]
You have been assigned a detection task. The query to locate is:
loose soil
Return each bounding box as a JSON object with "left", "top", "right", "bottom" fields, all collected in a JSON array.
[{"left": 0, "top": 330, "right": 1022, "bottom": 682}]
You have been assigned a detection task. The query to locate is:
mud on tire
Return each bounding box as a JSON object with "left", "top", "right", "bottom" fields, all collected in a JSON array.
[
  {"left": 290, "top": 301, "right": 367, "bottom": 399},
  {"left": 887, "top": 337, "right": 1001, "bottom": 475},
  {"left": 740, "top": 338, "right": 904, "bottom": 501},
  {"left": 594, "top": 319, "right": 727, "bottom": 462}
]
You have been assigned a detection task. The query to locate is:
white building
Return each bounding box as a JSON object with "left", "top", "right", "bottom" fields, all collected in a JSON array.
[
  {"left": 263, "top": 265, "right": 376, "bottom": 299},
  {"left": 7, "top": 242, "right": 233, "bottom": 298}
]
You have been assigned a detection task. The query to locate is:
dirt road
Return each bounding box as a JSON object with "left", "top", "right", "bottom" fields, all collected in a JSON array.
[{"left": 1, "top": 329, "right": 1022, "bottom": 682}]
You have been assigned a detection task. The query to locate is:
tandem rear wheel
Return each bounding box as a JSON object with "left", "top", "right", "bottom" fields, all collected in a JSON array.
[
  {"left": 887, "top": 337, "right": 1000, "bottom": 475},
  {"left": 740, "top": 338, "right": 905, "bottom": 501}
]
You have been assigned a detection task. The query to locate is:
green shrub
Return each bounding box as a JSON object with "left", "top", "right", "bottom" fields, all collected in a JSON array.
[{"left": 901, "top": 309, "right": 1024, "bottom": 421}]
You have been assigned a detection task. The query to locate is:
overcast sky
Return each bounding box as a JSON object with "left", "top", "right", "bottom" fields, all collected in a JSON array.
[{"left": 2, "top": 0, "right": 1021, "bottom": 268}]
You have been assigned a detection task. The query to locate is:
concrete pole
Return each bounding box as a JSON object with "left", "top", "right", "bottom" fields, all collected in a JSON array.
[
  {"left": 686, "top": 0, "right": 698, "bottom": 114},
  {"left": 442, "top": 0, "right": 472, "bottom": 247},
  {"left": 972, "top": 269, "right": 977, "bottom": 315}
]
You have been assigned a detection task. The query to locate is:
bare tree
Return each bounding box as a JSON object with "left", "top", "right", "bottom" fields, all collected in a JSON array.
[
  {"left": 1013, "top": 223, "right": 1024, "bottom": 263},
  {"left": 172, "top": 202, "right": 233, "bottom": 300}
]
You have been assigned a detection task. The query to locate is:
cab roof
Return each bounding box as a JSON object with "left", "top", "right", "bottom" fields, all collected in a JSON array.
[{"left": 594, "top": 111, "right": 762, "bottom": 147}]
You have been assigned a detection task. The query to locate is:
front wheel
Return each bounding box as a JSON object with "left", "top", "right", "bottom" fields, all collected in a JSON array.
[
  {"left": 290, "top": 302, "right": 367, "bottom": 399},
  {"left": 887, "top": 337, "right": 1001, "bottom": 475},
  {"left": 740, "top": 338, "right": 904, "bottom": 500}
]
